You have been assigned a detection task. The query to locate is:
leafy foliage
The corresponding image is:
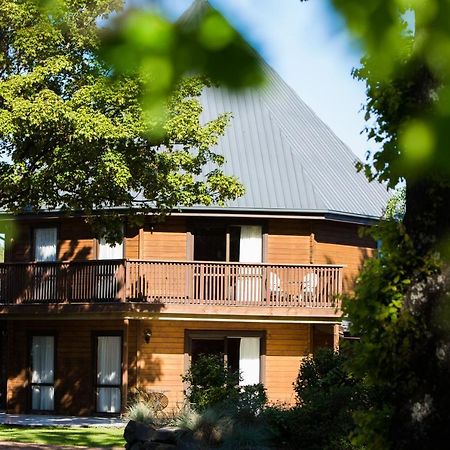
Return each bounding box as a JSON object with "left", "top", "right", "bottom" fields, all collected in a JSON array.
[
  {"left": 182, "top": 353, "right": 241, "bottom": 411},
  {"left": 342, "top": 223, "right": 450, "bottom": 450},
  {"left": 325, "top": 2, "right": 450, "bottom": 448},
  {"left": 0, "top": 0, "right": 260, "bottom": 241},
  {"left": 181, "top": 353, "right": 271, "bottom": 449},
  {"left": 383, "top": 186, "right": 405, "bottom": 221},
  {"left": 331, "top": 0, "right": 450, "bottom": 185},
  {"left": 292, "top": 348, "right": 366, "bottom": 450}
]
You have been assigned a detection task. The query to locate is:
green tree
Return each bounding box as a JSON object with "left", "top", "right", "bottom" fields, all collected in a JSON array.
[
  {"left": 292, "top": 349, "right": 366, "bottom": 450},
  {"left": 0, "top": 0, "right": 260, "bottom": 240},
  {"left": 383, "top": 186, "right": 406, "bottom": 221},
  {"left": 325, "top": 1, "right": 450, "bottom": 448}
]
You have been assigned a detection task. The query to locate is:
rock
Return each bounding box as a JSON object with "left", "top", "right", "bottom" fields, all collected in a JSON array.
[
  {"left": 124, "top": 420, "right": 157, "bottom": 444},
  {"left": 129, "top": 442, "right": 144, "bottom": 450},
  {"left": 141, "top": 443, "right": 177, "bottom": 450},
  {"left": 151, "top": 427, "right": 179, "bottom": 444}
]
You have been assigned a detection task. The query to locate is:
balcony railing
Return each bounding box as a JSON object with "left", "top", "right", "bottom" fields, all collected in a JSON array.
[{"left": 0, "top": 260, "right": 343, "bottom": 309}]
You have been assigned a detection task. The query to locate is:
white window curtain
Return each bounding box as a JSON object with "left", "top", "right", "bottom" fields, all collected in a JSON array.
[
  {"left": 34, "top": 228, "right": 57, "bottom": 262},
  {"left": 237, "top": 226, "right": 262, "bottom": 302},
  {"left": 239, "top": 337, "right": 260, "bottom": 386},
  {"left": 97, "top": 336, "right": 121, "bottom": 413},
  {"left": 97, "top": 235, "right": 123, "bottom": 300},
  {"left": 239, "top": 226, "right": 262, "bottom": 263},
  {"left": 0, "top": 232, "right": 5, "bottom": 263},
  {"left": 31, "top": 336, "right": 54, "bottom": 411},
  {"left": 98, "top": 236, "right": 123, "bottom": 260}
]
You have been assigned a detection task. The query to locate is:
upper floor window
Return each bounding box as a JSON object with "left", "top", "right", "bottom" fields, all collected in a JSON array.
[
  {"left": 231, "top": 225, "right": 262, "bottom": 263},
  {"left": 98, "top": 235, "right": 124, "bottom": 260},
  {"left": 34, "top": 228, "right": 57, "bottom": 262},
  {"left": 193, "top": 224, "right": 263, "bottom": 263},
  {"left": 0, "top": 233, "right": 5, "bottom": 263}
]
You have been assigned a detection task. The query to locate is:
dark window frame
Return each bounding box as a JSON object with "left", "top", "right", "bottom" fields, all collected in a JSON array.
[
  {"left": 189, "top": 220, "right": 267, "bottom": 263},
  {"left": 28, "top": 332, "right": 57, "bottom": 414},
  {"left": 184, "top": 329, "right": 266, "bottom": 384},
  {"left": 92, "top": 331, "right": 123, "bottom": 415},
  {"left": 32, "top": 226, "right": 59, "bottom": 262}
]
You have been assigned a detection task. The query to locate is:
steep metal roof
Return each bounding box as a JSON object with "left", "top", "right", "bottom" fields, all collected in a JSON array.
[
  {"left": 178, "top": 0, "right": 390, "bottom": 221},
  {"left": 196, "top": 62, "right": 389, "bottom": 220}
]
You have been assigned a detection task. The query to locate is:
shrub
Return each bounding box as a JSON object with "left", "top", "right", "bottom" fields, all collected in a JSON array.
[
  {"left": 292, "top": 348, "right": 367, "bottom": 450},
  {"left": 124, "top": 401, "right": 158, "bottom": 426},
  {"left": 169, "top": 404, "right": 201, "bottom": 431},
  {"left": 179, "top": 353, "right": 275, "bottom": 448},
  {"left": 261, "top": 403, "right": 297, "bottom": 447},
  {"left": 236, "top": 383, "right": 268, "bottom": 421},
  {"left": 181, "top": 353, "right": 240, "bottom": 411},
  {"left": 125, "top": 388, "right": 171, "bottom": 427}
]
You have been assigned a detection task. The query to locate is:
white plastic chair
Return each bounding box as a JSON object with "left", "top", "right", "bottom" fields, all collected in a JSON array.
[{"left": 302, "top": 272, "right": 318, "bottom": 298}]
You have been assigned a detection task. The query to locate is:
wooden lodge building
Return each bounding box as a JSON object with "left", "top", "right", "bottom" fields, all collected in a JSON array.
[{"left": 0, "top": 4, "right": 389, "bottom": 416}]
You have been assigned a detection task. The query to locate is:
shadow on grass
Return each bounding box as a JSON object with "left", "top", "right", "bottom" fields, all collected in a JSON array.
[{"left": 0, "top": 425, "right": 124, "bottom": 447}]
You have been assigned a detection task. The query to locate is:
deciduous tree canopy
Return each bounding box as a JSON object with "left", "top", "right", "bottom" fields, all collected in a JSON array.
[
  {"left": 0, "top": 0, "right": 260, "bottom": 240},
  {"left": 328, "top": 1, "right": 450, "bottom": 448}
]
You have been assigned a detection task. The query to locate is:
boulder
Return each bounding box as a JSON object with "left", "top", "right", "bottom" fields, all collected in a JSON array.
[
  {"left": 141, "top": 443, "right": 178, "bottom": 450},
  {"left": 124, "top": 420, "right": 157, "bottom": 444},
  {"left": 151, "top": 427, "right": 180, "bottom": 444}
]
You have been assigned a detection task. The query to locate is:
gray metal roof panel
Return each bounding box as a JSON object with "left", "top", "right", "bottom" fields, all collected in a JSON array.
[{"left": 198, "top": 61, "right": 389, "bottom": 219}]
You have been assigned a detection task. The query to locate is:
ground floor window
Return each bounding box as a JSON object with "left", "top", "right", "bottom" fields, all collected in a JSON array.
[
  {"left": 188, "top": 331, "right": 264, "bottom": 386},
  {"left": 96, "top": 335, "right": 122, "bottom": 413},
  {"left": 30, "top": 335, "right": 55, "bottom": 411}
]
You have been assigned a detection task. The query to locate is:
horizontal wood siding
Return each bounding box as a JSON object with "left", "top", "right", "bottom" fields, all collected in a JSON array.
[
  {"left": 8, "top": 222, "right": 31, "bottom": 263},
  {"left": 5, "top": 219, "right": 95, "bottom": 263},
  {"left": 313, "top": 222, "right": 376, "bottom": 291},
  {"left": 58, "top": 219, "right": 94, "bottom": 261},
  {"left": 267, "top": 219, "right": 375, "bottom": 292},
  {"left": 267, "top": 220, "right": 311, "bottom": 264},
  {"left": 125, "top": 226, "right": 139, "bottom": 260},
  {"left": 142, "top": 218, "right": 187, "bottom": 261},
  {"left": 136, "top": 320, "right": 310, "bottom": 408},
  {"left": 6, "top": 319, "right": 127, "bottom": 415}
]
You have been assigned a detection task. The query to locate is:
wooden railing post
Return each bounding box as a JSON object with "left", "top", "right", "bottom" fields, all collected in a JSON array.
[
  {"left": 117, "top": 259, "right": 126, "bottom": 302},
  {"left": 0, "top": 260, "right": 344, "bottom": 310}
]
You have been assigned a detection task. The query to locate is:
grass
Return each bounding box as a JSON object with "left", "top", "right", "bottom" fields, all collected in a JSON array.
[{"left": 0, "top": 425, "right": 125, "bottom": 448}]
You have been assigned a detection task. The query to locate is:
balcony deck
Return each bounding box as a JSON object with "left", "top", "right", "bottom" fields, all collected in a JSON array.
[{"left": 0, "top": 260, "right": 343, "bottom": 318}]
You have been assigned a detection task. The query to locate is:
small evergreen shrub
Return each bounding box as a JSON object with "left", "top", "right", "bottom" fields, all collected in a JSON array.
[
  {"left": 181, "top": 353, "right": 240, "bottom": 411},
  {"left": 180, "top": 353, "right": 271, "bottom": 448},
  {"left": 292, "top": 348, "right": 367, "bottom": 450}
]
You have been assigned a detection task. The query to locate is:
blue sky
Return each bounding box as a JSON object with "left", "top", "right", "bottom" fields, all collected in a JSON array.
[{"left": 137, "top": 0, "right": 372, "bottom": 162}]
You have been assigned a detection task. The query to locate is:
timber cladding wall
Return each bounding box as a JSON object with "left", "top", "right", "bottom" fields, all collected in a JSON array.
[
  {"left": 267, "top": 219, "right": 376, "bottom": 291},
  {"left": 134, "top": 320, "right": 311, "bottom": 408},
  {"left": 6, "top": 319, "right": 134, "bottom": 415},
  {"left": 5, "top": 218, "right": 96, "bottom": 262},
  {"left": 3, "top": 216, "right": 188, "bottom": 263},
  {"left": 312, "top": 221, "right": 376, "bottom": 291},
  {"left": 141, "top": 218, "right": 188, "bottom": 261},
  {"left": 7, "top": 318, "right": 310, "bottom": 414},
  {"left": 267, "top": 220, "right": 312, "bottom": 264}
]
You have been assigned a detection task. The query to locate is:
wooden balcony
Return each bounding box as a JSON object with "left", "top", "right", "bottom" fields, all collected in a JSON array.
[{"left": 0, "top": 260, "right": 343, "bottom": 316}]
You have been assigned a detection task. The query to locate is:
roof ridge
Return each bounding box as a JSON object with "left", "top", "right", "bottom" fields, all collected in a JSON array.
[{"left": 177, "top": 0, "right": 214, "bottom": 28}]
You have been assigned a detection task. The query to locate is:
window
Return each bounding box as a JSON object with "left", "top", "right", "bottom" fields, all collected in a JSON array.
[
  {"left": 30, "top": 335, "right": 55, "bottom": 411},
  {"left": 0, "top": 232, "right": 5, "bottom": 263},
  {"left": 98, "top": 231, "right": 124, "bottom": 260},
  {"left": 232, "top": 225, "right": 262, "bottom": 263},
  {"left": 193, "top": 224, "right": 263, "bottom": 263},
  {"left": 187, "top": 331, "right": 264, "bottom": 386},
  {"left": 34, "top": 228, "right": 57, "bottom": 262},
  {"left": 96, "top": 335, "right": 122, "bottom": 413}
]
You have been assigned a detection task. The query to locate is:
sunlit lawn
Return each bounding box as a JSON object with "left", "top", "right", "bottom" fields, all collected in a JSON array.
[{"left": 0, "top": 425, "right": 124, "bottom": 448}]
